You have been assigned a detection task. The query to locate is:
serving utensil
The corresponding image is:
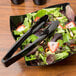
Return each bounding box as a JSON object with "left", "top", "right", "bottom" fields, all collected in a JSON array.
[{"left": 2, "top": 14, "right": 59, "bottom": 67}]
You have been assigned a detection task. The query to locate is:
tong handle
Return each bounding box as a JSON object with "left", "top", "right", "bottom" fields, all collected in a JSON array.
[
  {"left": 2, "top": 34, "right": 46, "bottom": 67},
  {"left": 2, "top": 21, "right": 46, "bottom": 67},
  {"left": 2, "top": 15, "right": 48, "bottom": 67},
  {"left": 4, "top": 15, "right": 48, "bottom": 58},
  {"left": 2, "top": 20, "right": 59, "bottom": 67}
]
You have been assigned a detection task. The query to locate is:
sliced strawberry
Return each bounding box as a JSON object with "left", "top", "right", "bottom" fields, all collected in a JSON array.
[
  {"left": 65, "top": 21, "right": 75, "bottom": 29},
  {"left": 58, "top": 24, "right": 64, "bottom": 29},
  {"left": 48, "top": 42, "right": 59, "bottom": 53},
  {"left": 34, "top": 17, "right": 40, "bottom": 22},
  {"left": 16, "top": 25, "right": 25, "bottom": 32}
]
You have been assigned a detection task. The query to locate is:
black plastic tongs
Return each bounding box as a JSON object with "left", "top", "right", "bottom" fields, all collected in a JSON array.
[{"left": 2, "top": 15, "right": 59, "bottom": 67}]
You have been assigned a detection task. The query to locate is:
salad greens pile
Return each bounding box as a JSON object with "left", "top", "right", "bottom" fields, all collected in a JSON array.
[{"left": 13, "top": 6, "right": 76, "bottom": 66}]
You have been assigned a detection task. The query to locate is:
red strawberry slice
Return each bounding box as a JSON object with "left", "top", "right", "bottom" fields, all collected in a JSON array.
[
  {"left": 58, "top": 24, "right": 64, "bottom": 29},
  {"left": 34, "top": 17, "right": 40, "bottom": 22},
  {"left": 65, "top": 21, "right": 75, "bottom": 29},
  {"left": 48, "top": 42, "right": 59, "bottom": 53},
  {"left": 16, "top": 25, "right": 25, "bottom": 32}
]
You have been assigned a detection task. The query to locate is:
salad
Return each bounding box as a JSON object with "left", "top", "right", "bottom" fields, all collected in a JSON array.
[{"left": 13, "top": 5, "right": 76, "bottom": 66}]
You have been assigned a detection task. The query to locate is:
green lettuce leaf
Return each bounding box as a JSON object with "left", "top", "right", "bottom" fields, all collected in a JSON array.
[
  {"left": 55, "top": 52, "right": 69, "bottom": 60},
  {"left": 57, "top": 39, "right": 63, "bottom": 47},
  {"left": 58, "top": 16, "right": 68, "bottom": 26},
  {"left": 63, "top": 29, "right": 72, "bottom": 42},
  {"left": 22, "top": 34, "right": 38, "bottom": 49},
  {"left": 70, "top": 27, "right": 76, "bottom": 32},
  {"left": 34, "top": 7, "right": 63, "bottom": 19},
  {"left": 30, "top": 34, "right": 38, "bottom": 42},
  {"left": 38, "top": 46, "right": 44, "bottom": 52},
  {"left": 13, "top": 30, "right": 23, "bottom": 36},
  {"left": 34, "top": 9, "right": 48, "bottom": 18},
  {"left": 63, "top": 45, "right": 71, "bottom": 52},
  {"left": 56, "top": 28, "right": 65, "bottom": 33},
  {"left": 39, "top": 54, "right": 48, "bottom": 65},
  {"left": 25, "top": 55, "right": 36, "bottom": 61}
]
